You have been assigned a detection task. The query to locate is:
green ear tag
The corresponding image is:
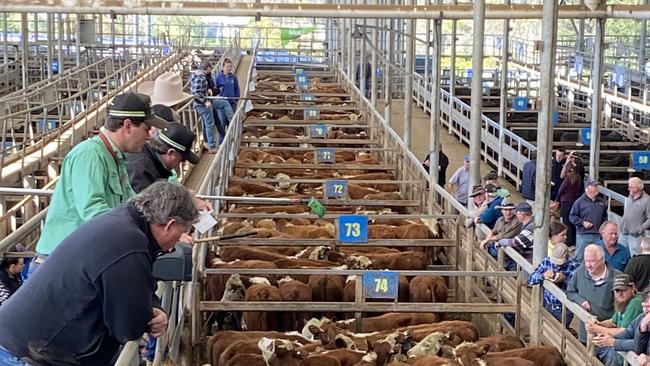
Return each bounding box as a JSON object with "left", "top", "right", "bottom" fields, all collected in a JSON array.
[{"left": 307, "top": 197, "right": 326, "bottom": 218}]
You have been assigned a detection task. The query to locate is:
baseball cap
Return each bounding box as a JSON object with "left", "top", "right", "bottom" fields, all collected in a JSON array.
[
  {"left": 514, "top": 201, "right": 533, "bottom": 214},
  {"left": 613, "top": 274, "right": 635, "bottom": 291},
  {"left": 550, "top": 243, "right": 569, "bottom": 266},
  {"left": 586, "top": 179, "right": 601, "bottom": 188},
  {"left": 159, "top": 121, "right": 200, "bottom": 164},
  {"left": 483, "top": 171, "right": 498, "bottom": 181},
  {"left": 108, "top": 93, "right": 168, "bottom": 129},
  {"left": 484, "top": 184, "right": 498, "bottom": 196},
  {"left": 463, "top": 154, "right": 470, "bottom": 161}
]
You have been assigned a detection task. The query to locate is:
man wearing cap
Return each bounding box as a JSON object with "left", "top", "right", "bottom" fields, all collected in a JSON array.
[
  {"left": 138, "top": 71, "right": 193, "bottom": 108},
  {"left": 475, "top": 184, "right": 503, "bottom": 229},
  {"left": 483, "top": 171, "right": 499, "bottom": 188},
  {"left": 570, "top": 179, "right": 609, "bottom": 263},
  {"left": 448, "top": 155, "right": 470, "bottom": 207},
  {"left": 494, "top": 202, "right": 536, "bottom": 268},
  {"left": 126, "top": 105, "right": 200, "bottom": 193},
  {"left": 587, "top": 274, "right": 643, "bottom": 366},
  {"left": 29, "top": 93, "right": 168, "bottom": 274},
  {"left": 598, "top": 221, "right": 631, "bottom": 272},
  {"left": 528, "top": 243, "right": 580, "bottom": 324},
  {"left": 480, "top": 196, "right": 523, "bottom": 251},
  {"left": 567, "top": 244, "right": 620, "bottom": 343},
  {"left": 619, "top": 177, "right": 650, "bottom": 256}
]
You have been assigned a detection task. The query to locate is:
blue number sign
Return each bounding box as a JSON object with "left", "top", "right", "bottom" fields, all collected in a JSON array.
[
  {"left": 513, "top": 97, "right": 529, "bottom": 111},
  {"left": 305, "top": 108, "right": 320, "bottom": 120},
  {"left": 553, "top": 111, "right": 559, "bottom": 127},
  {"left": 315, "top": 148, "right": 336, "bottom": 164},
  {"left": 338, "top": 215, "right": 368, "bottom": 243},
  {"left": 363, "top": 271, "right": 398, "bottom": 299},
  {"left": 325, "top": 179, "right": 348, "bottom": 199},
  {"left": 581, "top": 128, "right": 591, "bottom": 146},
  {"left": 295, "top": 67, "right": 304, "bottom": 75},
  {"left": 632, "top": 151, "right": 650, "bottom": 171},
  {"left": 296, "top": 73, "right": 309, "bottom": 89},
  {"left": 310, "top": 124, "right": 327, "bottom": 138},
  {"left": 37, "top": 119, "right": 57, "bottom": 131}
]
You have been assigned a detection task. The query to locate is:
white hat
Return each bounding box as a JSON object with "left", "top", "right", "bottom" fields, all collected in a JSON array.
[{"left": 138, "top": 72, "right": 192, "bottom": 107}]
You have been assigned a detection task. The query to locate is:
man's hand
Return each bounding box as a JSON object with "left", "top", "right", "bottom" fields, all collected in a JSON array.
[
  {"left": 148, "top": 308, "right": 168, "bottom": 338},
  {"left": 552, "top": 272, "right": 566, "bottom": 284},
  {"left": 480, "top": 238, "right": 490, "bottom": 250},
  {"left": 543, "top": 269, "right": 555, "bottom": 279},
  {"left": 581, "top": 301, "right": 591, "bottom": 312},
  {"left": 638, "top": 353, "right": 650, "bottom": 366},
  {"left": 640, "top": 312, "right": 650, "bottom": 332},
  {"left": 194, "top": 197, "right": 213, "bottom": 212},
  {"left": 583, "top": 221, "right": 593, "bottom": 229},
  {"left": 179, "top": 232, "right": 194, "bottom": 245},
  {"left": 593, "top": 334, "right": 615, "bottom": 348}
]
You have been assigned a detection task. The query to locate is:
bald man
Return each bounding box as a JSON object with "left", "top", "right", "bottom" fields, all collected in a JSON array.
[
  {"left": 567, "top": 244, "right": 621, "bottom": 343},
  {"left": 620, "top": 177, "right": 650, "bottom": 256}
]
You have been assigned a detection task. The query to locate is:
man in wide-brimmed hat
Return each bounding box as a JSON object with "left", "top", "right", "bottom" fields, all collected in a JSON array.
[
  {"left": 464, "top": 185, "right": 487, "bottom": 229},
  {"left": 480, "top": 196, "right": 522, "bottom": 250},
  {"left": 138, "top": 71, "right": 193, "bottom": 108}
]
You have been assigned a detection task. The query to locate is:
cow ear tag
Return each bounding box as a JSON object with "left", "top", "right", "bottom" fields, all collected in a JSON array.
[{"left": 307, "top": 197, "right": 326, "bottom": 218}]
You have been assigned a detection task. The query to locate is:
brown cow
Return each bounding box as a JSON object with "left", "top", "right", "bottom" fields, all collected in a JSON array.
[
  {"left": 279, "top": 277, "right": 313, "bottom": 331},
  {"left": 409, "top": 276, "right": 448, "bottom": 303},
  {"left": 474, "top": 334, "right": 525, "bottom": 352},
  {"left": 243, "top": 284, "right": 283, "bottom": 331},
  {"left": 208, "top": 330, "right": 310, "bottom": 366},
  {"left": 365, "top": 252, "right": 427, "bottom": 270},
  {"left": 336, "top": 313, "right": 438, "bottom": 333}
]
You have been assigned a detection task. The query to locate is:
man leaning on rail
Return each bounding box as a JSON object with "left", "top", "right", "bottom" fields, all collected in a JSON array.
[{"left": 0, "top": 181, "right": 199, "bottom": 366}]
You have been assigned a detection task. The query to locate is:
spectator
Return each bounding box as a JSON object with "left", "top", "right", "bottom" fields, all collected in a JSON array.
[
  {"left": 570, "top": 179, "right": 608, "bottom": 263},
  {"left": 483, "top": 171, "right": 499, "bottom": 187},
  {"left": 137, "top": 71, "right": 193, "bottom": 109},
  {"left": 465, "top": 185, "right": 487, "bottom": 228},
  {"left": 598, "top": 221, "right": 631, "bottom": 272},
  {"left": 480, "top": 196, "right": 522, "bottom": 250},
  {"left": 548, "top": 221, "right": 569, "bottom": 256},
  {"left": 567, "top": 244, "right": 620, "bottom": 343},
  {"left": 625, "top": 237, "right": 650, "bottom": 292},
  {"left": 521, "top": 152, "right": 536, "bottom": 201},
  {"left": 126, "top": 106, "right": 200, "bottom": 193},
  {"left": 620, "top": 177, "right": 650, "bottom": 256},
  {"left": 0, "top": 248, "right": 26, "bottom": 306},
  {"left": 562, "top": 151, "right": 586, "bottom": 191},
  {"left": 448, "top": 154, "right": 470, "bottom": 207},
  {"left": 587, "top": 274, "right": 642, "bottom": 366},
  {"left": 216, "top": 58, "right": 241, "bottom": 114},
  {"left": 355, "top": 59, "right": 372, "bottom": 98},
  {"left": 551, "top": 148, "right": 567, "bottom": 200},
  {"left": 475, "top": 184, "right": 503, "bottom": 229},
  {"left": 490, "top": 202, "right": 535, "bottom": 269},
  {"left": 557, "top": 161, "right": 582, "bottom": 247},
  {"left": 30, "top": 93, "right": 168, "bottom": 274},
  {"left": 635, "top": 289, "right": 650, "bottom": 363},
  {"left": 528, "top": 243, "right": 579, "bottom": 325},
  {"left": 0, "top": 182, "right": 199, "bottom": 366},
  {"left": 422, "top": 150, "right": 449, "bottom": 187}
]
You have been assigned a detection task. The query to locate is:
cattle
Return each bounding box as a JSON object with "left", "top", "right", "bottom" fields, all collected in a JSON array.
[
  {"left": 406, "top": 332, "right": 447, "bottom": 358},
  {"left": 409, "top": 276, "right": 448, "bottom": 304},
  {"left": 258, "top": 337, "right": 307, "bottom": 366},
  {"left": 243, "top": 284, "right": 283, "bottom": 331},
  {"left": 484, "top": 346, "right": 566, "bottom": 366},
  {"left": 362, "top": 252, "right": 427, "bottom": 270},
  {"left": 404, "top": 355, "right": 460, "bottom": 366},
  {"left": 335, "top": 313, "right": 438, "bottom": 333},
  {"left": 399, "top": 321, "right": 479, "bottom": 345},
  {"left": 208, "top": 330, "right": 310, "bottom": 366},
  {"left": 474, "top": 334, "right": 525, "bottom": 352},
  {"left": 300, "top": 354, "right": 342, "bottom": 366},
  {"left": 218, "top": 246, "right": 288, "bottom": 262},
  {"left": 452, "top": 342, "right": 536, "bottom": 366},
  {"left": 308, "top": 275, "right": 345, "bottom": 303},
  {"left": 279, "top": 277, "right": 313, "bottom": 331}
]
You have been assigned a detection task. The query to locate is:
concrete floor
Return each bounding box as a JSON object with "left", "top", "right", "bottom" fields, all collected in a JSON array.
[{"left": 379, "top": 99, "right": 523, "bottom": 202}]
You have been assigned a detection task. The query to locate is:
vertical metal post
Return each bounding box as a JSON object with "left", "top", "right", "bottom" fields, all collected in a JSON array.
[
  {"left": 497, "top": 7, "right": 510, "bottom": 177},
  {"left": 98, "top": 14, "right": 103, "bottom": 44},
  {"left": 384, "top": 20, "right": 393, "bottom": 126},
  {"left": 46, "top": 13, "right": 53, "bottom": 80},
  {"left": 424, "top": 3, "right": 431, "bottom": 84},
  {"left": 360, "top": 11, "right": 367, "bottom": 98},
  {"left": 347, "top": 19, "right": 354, "bottom": 80},
  {"left": 21, "top": 13, "right": 29, "bottom": 90},
  {"left": 135, "top": 15, "right": 140, "bottom": 48},
  {"left": 469, "top": 0, "right": 485, "bottom": 190},
  {"left": 428, "top": 16, "right": 442, "bottom": 215},
  {"left": 404, "top": 5, "right": 415, "bottom": 148},
  {"left": 589, "top": 18, "right": 605, "bottom": 180},
  {"left": 532, "top": 0, "right": 559, "bottom": 274},
  {"left": 110, "top": 12, "right": 116, "bottom": 48},
  {"left": 3, "top": 14, "right": 9, "bottom": 72},
  {"left": 448, "top": 2, "right": 457, "bottom": 135},
  {"left": 75, "top": 15, "right": 81, "bottom": 66},
  {"left": 371, "top": 16, "right": 378, "bottom": 108},
  {"left": 58, "top": 14, "right": 64, "bottom": 74},
  {"left": 640, "top": 3, "right": 647, "bottom": 73}
]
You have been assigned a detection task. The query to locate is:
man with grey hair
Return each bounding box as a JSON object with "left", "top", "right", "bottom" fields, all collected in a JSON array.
[
  {"left": 567, "top": 244, "right": 621, "bottom": 343},
  {"left": 625, "top": 237, "right": 650, "bottom": 292},
  {"left": 620, "top": 177, "right": 650, "bottom": 256},
  {"left": 0, "top": 181, "right": 199, "bottom": 365}
]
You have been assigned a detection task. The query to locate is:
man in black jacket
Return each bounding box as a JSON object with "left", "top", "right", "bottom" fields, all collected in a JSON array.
[
  {"left": 0, "top": 181, "right": 199, "bottom": 366},
  {"left": 126, "top": 105, "right": 200, "bottom": 193}
]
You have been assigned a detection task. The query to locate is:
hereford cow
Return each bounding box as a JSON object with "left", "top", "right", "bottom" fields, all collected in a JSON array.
[{"left": 243, "top": 284, "right": 283, "bottom": 331}]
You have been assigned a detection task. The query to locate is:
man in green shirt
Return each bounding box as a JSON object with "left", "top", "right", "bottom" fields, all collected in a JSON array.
[
  {"left": 29, "top": 93, "right": 168, "bottom": 276},
  {"left": 587, "top": 273, "right": 643, "bottom": 365}
]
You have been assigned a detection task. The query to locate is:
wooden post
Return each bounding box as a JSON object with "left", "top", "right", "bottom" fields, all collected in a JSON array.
[
  {"left": 514, "top": 269, "right": 523, "bottom": 337},
  {"left": 464, "top": 226, "right": 473, "bottom": 302},
  {"left": 355, "top": 274, "right": 364, "bottom": 333},
  {"left": 529, "top": 283, "right": 542, "bottom": 345}
]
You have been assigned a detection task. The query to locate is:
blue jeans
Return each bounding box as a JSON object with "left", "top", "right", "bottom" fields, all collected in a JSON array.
[
  {"left": 546, "top": 303, "right": 574, "bottom": 326},
  {"left": 487, "top": 243, "right": 517, "bottom": 271},
  {"left": 195, "top": 104, "right": 217, "bottom": 148},
  {"left": 574, "top": 233, "right": 601, "bottom": 263},
  {"left": 597, "top": 346, "right": 622, "bottom": 366},
  {"left": 212, "top": 99, "right": 233, "bottom": 141},
  {"left": 26, "top": 253, "right": 48, "bottom": 278},
  {"left": 0, "top": 346, "right": 26, "bottom": 366},
  {"left": 619, "top": 234, "right": 642, "bottom": 257}
]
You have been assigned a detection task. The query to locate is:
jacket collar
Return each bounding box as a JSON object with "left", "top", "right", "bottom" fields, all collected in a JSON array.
[
  {"left": 144, "top": 144, "right": 173, "bottom": 179},
  {"left": 126, "top": 203, "right": 165, "bottom": 259}
]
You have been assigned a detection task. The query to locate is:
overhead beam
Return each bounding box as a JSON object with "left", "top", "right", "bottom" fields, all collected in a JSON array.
[{"left": 5, "top": 3, "right": 650, "bottom": 19}]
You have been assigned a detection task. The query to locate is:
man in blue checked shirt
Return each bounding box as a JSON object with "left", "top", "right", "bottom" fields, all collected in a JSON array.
[{"left": 528, "top": 242, "right": 580, "bottom": 326}]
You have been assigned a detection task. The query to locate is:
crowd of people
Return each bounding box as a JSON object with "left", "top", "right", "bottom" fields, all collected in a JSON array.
[
  {"left": 436, "top": 146, "right": 650, "bottom": 366},
  {"left": 0, "top": 60, "right": 225, "bottom": 365}
]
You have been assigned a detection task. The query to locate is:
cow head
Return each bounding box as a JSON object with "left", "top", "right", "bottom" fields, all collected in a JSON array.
[
  {"left": 453, "top": 342, "right": 489, "bottom": 366},
  {"left": 406, "top": 331, "right": 446, "bottom": 358},
  {"left": 308, "top": 246, "right": 331, "bottom": 261},
  {"left": 346, "top": 255, "right": 373, "bottom": 270},
  {"left": 221, "top": 274, "right": 245, "bottom": 301}
]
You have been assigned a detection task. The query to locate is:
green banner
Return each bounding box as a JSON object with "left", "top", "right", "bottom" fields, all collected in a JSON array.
[{"left": 280, "top": 27, "right": 315, "bottom": 46}]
